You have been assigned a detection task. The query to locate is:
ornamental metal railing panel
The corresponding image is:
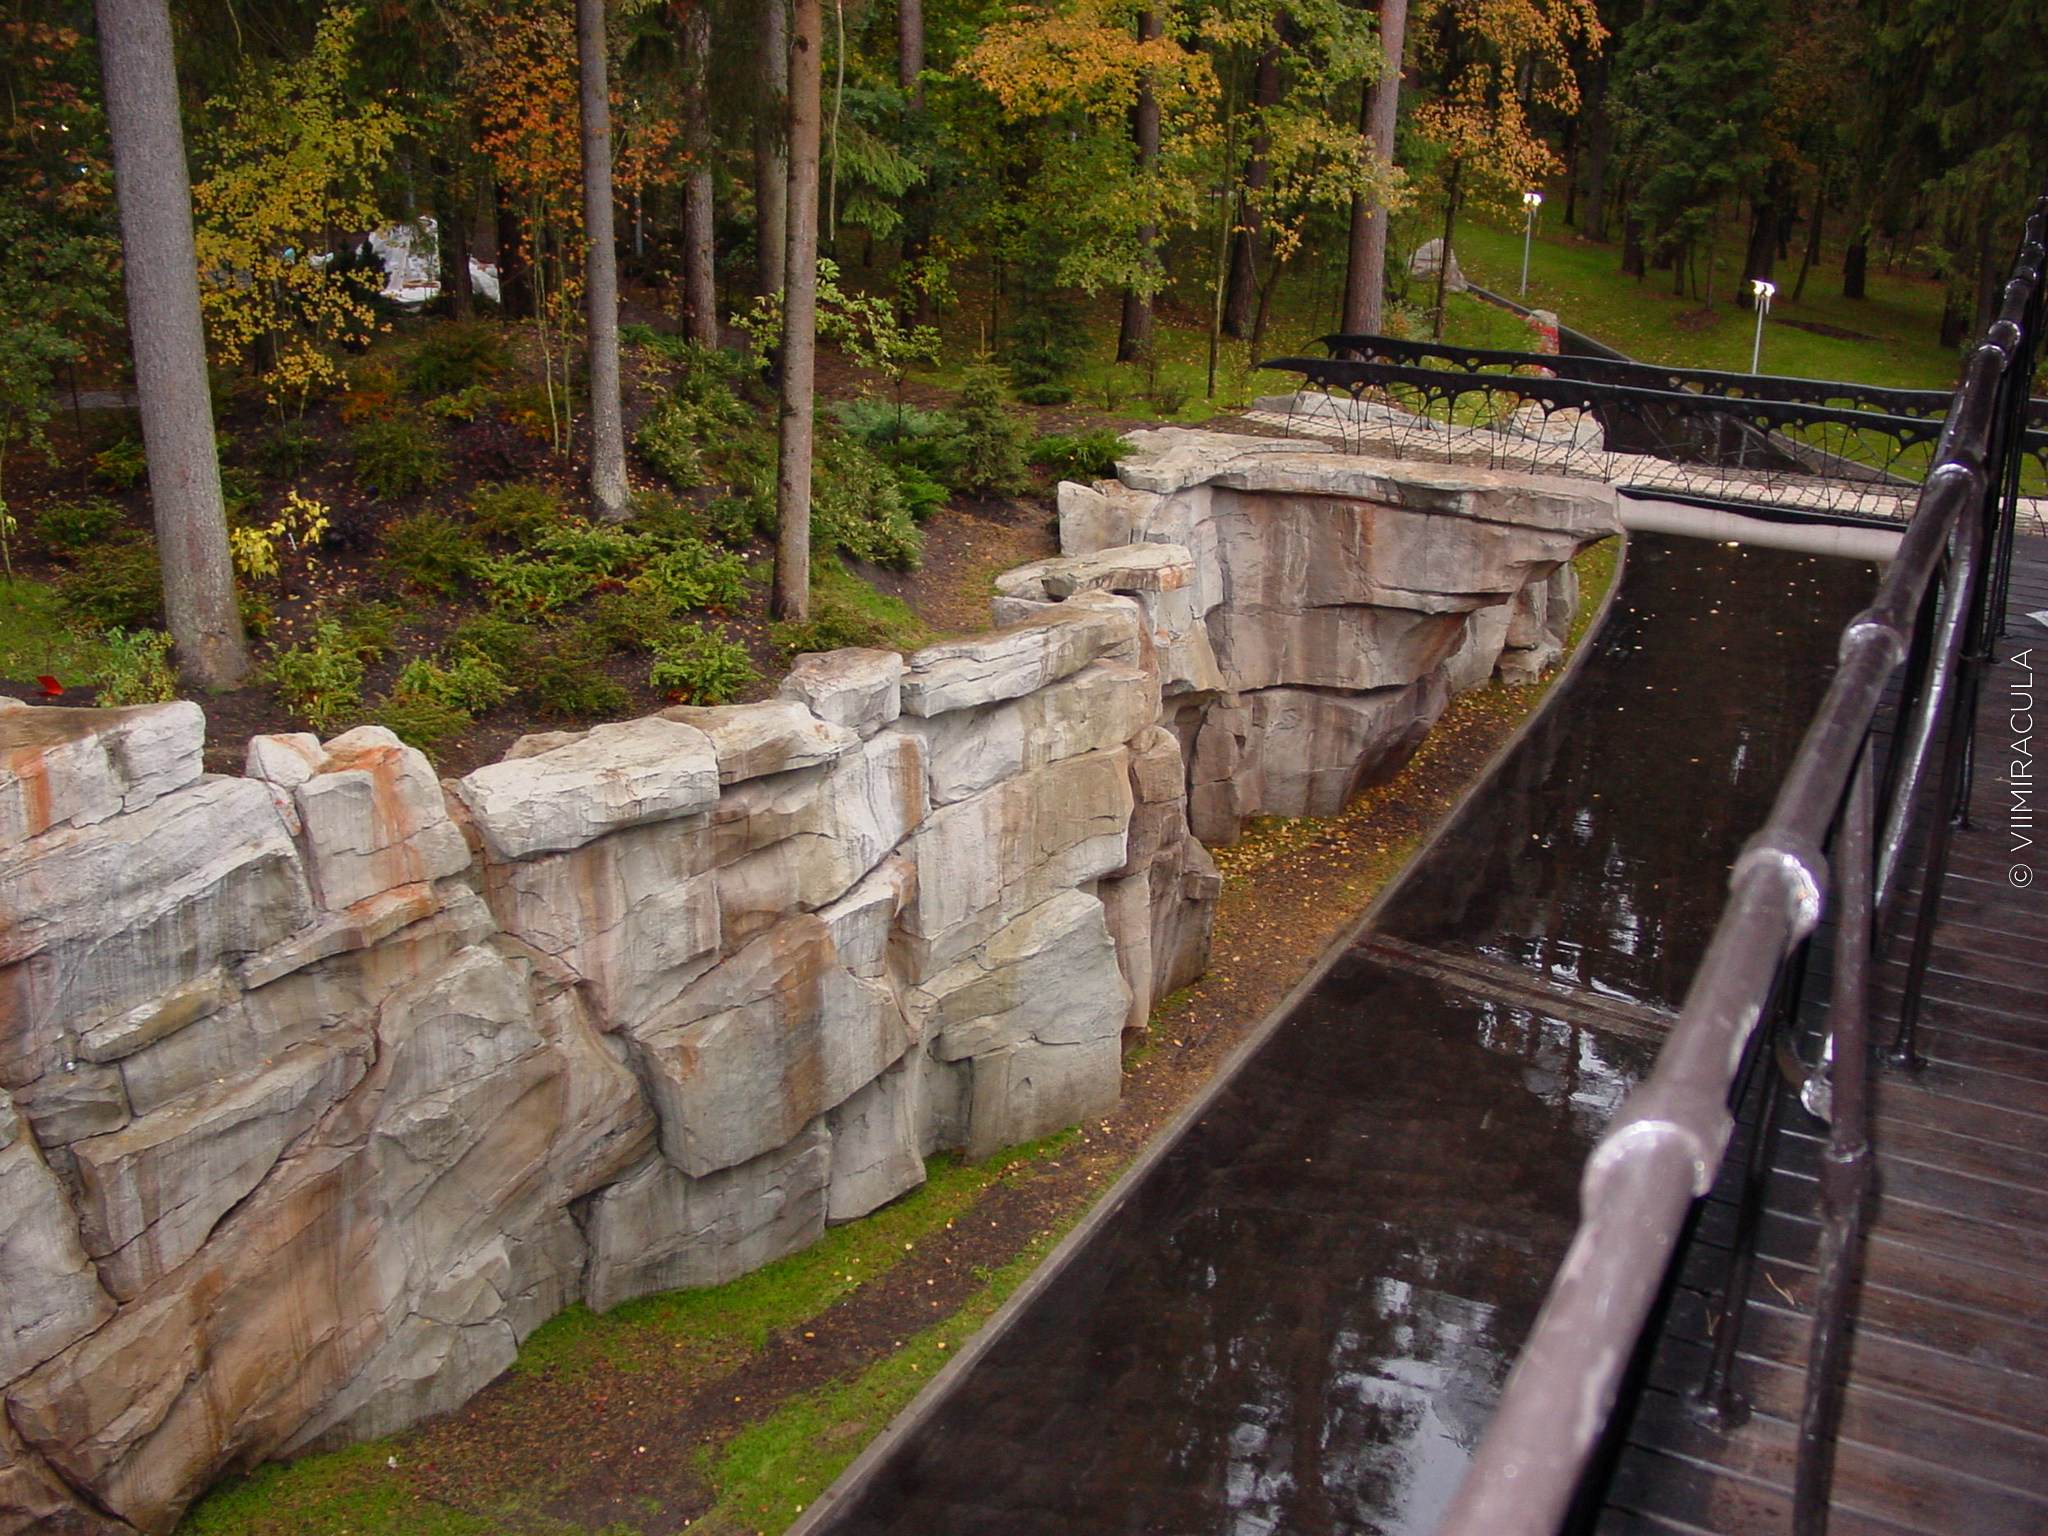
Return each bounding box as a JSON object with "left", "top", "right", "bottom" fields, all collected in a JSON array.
[{"left": 1256, "top": 325, "right": 2048, "bottom": 520}]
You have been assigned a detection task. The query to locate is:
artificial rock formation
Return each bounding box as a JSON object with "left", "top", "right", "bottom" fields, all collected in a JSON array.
[{"left": 0, "top": 430, "right": 1612, "bottom": 1533}]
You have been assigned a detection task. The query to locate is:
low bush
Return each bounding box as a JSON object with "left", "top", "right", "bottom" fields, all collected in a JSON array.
[
  {"left": 1030, "top": 429, "right": 1127, "bottom": 483},
  {"left": 338, "top": 600, "right": 405, "bottom": 660},
  {"left": 814, "top": 438, "right": 922, "bottom": 569},
  {"left": 351, "top": 418, "right": 449, "bottom": 499},
  {"left": 533, "top": 519, "right": 655, "bottom": 577},
  {"left": 396, "top": 649, "right": 513, "bottom": 714},
  {"left": 406, "top": 322, "right": 512, "bottom": 395},
  {"left": 1014, "top": 382, "right": 1074, "bottom": 406},
  {"left": 90, "top": 436, "right": 147, "bottom": 490},
  {"left": 269, "top": 620, "right": 366, "bottom": 733},
  {"left": 56, "top": 533, "right": 161, "bottom": 627},
  {"left": 34, "top": 498, "right": 125, "bottom": 554},
  {"left": 703, "top": 490, "right": 775, "bottom": 549},
  {"left": 648, "top": 622, "right": 756, "bottom": 705},
  {"left": 634, "top": 399, "right": 707, "bottom": 489},
  {"left": 469, "top": 481, "right": 564, "bottom": 543},
  {"left": 522, "top": 621, "right": 629, "bottom": 719},
  {"left": 424, "top": 383, "right": 493, "bottom": 422},
  {"left": 381, "top": 511, "right": 484, "bottom": 595},
  {"left": 254, "top": 421, "right": 324, "bottom": 479},
  {"left": 771, "top": 556, "right": 928, "bottom": 656},
  {"left": 368, "top": 690, "right": 471, "bottom": 753},
  {"left": 94, "top": 628, "right": 178, "bottom": 706},
  {"left": 448, "top": 610, "right": 537, "bottom": 678},
  {"left": 631, "top": 537, "right": 749, "bottom": 611},
  {"left": 339, "top": 359, "right": 403, "bottom": 425},
  {"left": 587, "top": 586, "right": 679, "bottom": 653},
  {"left": 479, "top": 554, "right": 594, "bottom": 615}
]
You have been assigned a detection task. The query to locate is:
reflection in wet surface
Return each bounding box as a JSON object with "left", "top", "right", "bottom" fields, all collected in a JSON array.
[{"left": 811, "top": 537, "right": 1876, "bottom": 1535}]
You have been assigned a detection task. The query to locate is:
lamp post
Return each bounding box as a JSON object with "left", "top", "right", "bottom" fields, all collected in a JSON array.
[
  {"left": 1520, "top": 190, "right": 1543, "bottom": 298},
  {"left": 1750, "top": 278, "right": 1776, "bottom": 374}
]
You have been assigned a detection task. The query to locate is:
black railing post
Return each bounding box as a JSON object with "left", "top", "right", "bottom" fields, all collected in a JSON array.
[{"left": 1792, "top": 745, "right": 1878, "bottom": 1536}]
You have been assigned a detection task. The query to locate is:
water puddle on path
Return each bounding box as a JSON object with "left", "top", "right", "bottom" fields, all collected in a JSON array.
[{"left": 804, "top": 536, "right": 1877, "bottom": 1535}]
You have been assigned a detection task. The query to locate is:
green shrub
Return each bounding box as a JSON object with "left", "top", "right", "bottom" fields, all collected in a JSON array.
[
  {"left": 90, "top": 436, "right": 147, "bottom": 490},
  {"left": 771, "top": 556, "right": 928, "bottom": 656},
  {"left": 406, "top": 321, "right": 512, "bottom": 395},
  {"left": 269, "top": 620, "right": 366, "bottom": 733},
  {"left": 830, "top": 399, "right": 966, "bottom": 488},
  {"left": 588, "top": 586, "right": 680, "bottom": 653},
  {"left": 480, "top": 554, "right": 594, "bottom": 615},
  {"left": 34, "top": 498, "right": 125, "bottom": 554},
  {"left": 1014, "top": 382, "right": 1074, "bottom": 406},
  {"left": 814, "top": 438, "right": 921, "bottom": 569},
  {"left": 704, "top": 491, "right": 775, "bottom": 548},
  {"left": 255, "top": 422, "right": 324, "bottom": 479},
  {"left": 521, "top": 621, "right": 629, "bottom": 719},
  {"left": 351, "top": 418, "right": 449, "bottom": 499},
  {"left": 1000, "top": 299, "right": 1086, "bottom": 388},
  {"left": 218, "top": 463, "right": 261, "bottom": 521},
  {"left": 94, "top": 628, "right": 178, "bottom": 706},
  {"left": 469, "top": 481, "right": 563, "bottom": 543},
  {"left": 635, "top": 399, "right": 707, "bottom": 489},
  {"left": 533, "top": 519, "right": 655, "bottom": 576},
  {"left": 56, "top": 533, "right": 161, "bottom": 627},
  {"left": 1030, "top": 429, "right": 1127, "bottom": 483},
  {"left": 648, "top": 622, "right": 757, "bottom": 704},
  {"left": 895, "top": 465, "right": 950, "bottom": 521},
  {"left": 632, "top": 538, "right": 749, "bottom": 611},
  {"left": 952, "top": 363, "right": 1030, "bottom": 497},
  {"left": 338, "top": 600, "right": 405, "bottom": 661},
  {"left": 392, "top": 649, "right": 513, "bottom": 714},
  {"left": 425, "top": 383, "right": 493, "bottom": 422},
  {"left": 448, "top": 610, "right": 538, "bottom": 677},
  {"left": 382, "top": 512, "right": 485, "bottom": 595},
  {"left": 368, "top": 689, "right": 471, "bottom": 753}
]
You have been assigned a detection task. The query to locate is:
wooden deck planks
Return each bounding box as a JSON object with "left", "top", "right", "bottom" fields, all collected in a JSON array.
[{"left": 1591, "top": 534, "right": 2048, "bottom": 1535}]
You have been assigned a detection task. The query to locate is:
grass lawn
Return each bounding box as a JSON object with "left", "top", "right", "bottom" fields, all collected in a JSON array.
[{"left": 1449, "top": 214, "right": 1968, "bottom": 391}]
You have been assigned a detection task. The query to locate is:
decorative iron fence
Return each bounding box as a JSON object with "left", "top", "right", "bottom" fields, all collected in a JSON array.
[
  {"left": 1257, "top": 325, "right": 2048, "bottom": 519},
  {"left": 1431, "top": 194, "right": 2048, "bottom": 1536}
]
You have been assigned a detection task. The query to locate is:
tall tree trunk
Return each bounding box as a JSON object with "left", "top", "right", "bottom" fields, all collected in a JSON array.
[
  {"left": 576, "top": 0, "right": 628, "bottom": 519},
  {"left": 1430, "top": 160, "right": 1460, "bottom": 338},
  {"left": 897, "top": 0, "right": 933, "bottom": 325},
  {"left": 494, "top": 180, "right": 532, "bottom": 318},
  {"left": 1738, "top": 167, "right": 1785, "bottom": 309},
  {"left": 754, "top": 0, "right": 788, "bottom": 299},
  {"left": 1792, "top": 169, "right": 1825, "bottom": 302},
  {"left": 95, "top": 0, "right": 250, "bottom": 689},
  {"left": 773, "top": 0, "right": 822, "bottom": 621},
  {"left": 1621, "top": 209, "right": 1646, "bottom": 277},
  {"left": 1223, "top": 44, "right": 1280, "bottom": 339},
  {"left": 1577, "top": 53, "right": 1614, "bottom": 237},
  {"left": 1342, "top": 0, "right": 1407, "bottom": 335},
  {"left": 681, "top": 0, "right": 717, "bottom": 346},
  {"left": 1116, "top": 7, "right": 1162, "bottom": 361},
  {"left": 1842, "top": 223, "right": 1868, "bottom": 299},
  {"left": 447, "top": 200, "right": 474, "bottom": 319}
]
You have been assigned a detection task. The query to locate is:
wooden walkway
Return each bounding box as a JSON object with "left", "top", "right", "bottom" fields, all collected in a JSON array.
[{"left": 1593, "top": 536, "right": 2048, "bottom": 1535}]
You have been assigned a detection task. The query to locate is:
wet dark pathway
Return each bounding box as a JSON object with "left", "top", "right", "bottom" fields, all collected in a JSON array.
[{"left": 800, "top": 537, "right": 1877, "bottom": 1536}]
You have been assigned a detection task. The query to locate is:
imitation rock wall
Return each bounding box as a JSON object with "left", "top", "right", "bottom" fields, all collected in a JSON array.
[{"left": 0, "top": 430, "right": 1613, "bottom": 1533}]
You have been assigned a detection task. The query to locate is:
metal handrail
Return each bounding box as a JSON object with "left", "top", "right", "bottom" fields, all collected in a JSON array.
[{"left": 1433, "top": 193, "right": 2048, "bottom": 1536}]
